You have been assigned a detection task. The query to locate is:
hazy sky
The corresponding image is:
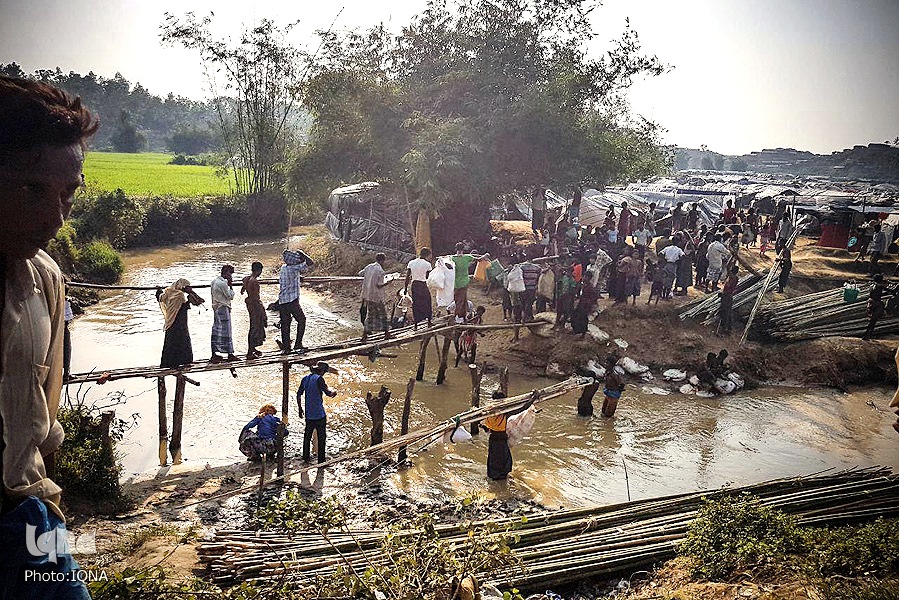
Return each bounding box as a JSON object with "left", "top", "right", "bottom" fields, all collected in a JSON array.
[{"left": 1, "top": 0, "right": 897, "bottom": 154}]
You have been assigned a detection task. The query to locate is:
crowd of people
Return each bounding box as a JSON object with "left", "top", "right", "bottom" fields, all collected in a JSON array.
[{"left": 456, "top": 189, "right": 802, "bottom": 338}]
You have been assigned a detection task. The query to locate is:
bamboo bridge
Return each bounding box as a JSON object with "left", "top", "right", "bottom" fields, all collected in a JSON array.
[{"left": 66, "top": 317, "right": 567, "bottom": 479}]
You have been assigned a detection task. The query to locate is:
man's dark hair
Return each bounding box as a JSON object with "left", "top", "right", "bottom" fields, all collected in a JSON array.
[
  {"left": 419, "top": 247, "right": 431, "bottom": 258},
  {"left": 251, "top": 261, "right": 263, "bottom": 272},
  {"left": 0, "top": 75, "right": 99, "bottom": 162},
  {"left": 222, "top": 264, "right": 235, "bottom": 275}
]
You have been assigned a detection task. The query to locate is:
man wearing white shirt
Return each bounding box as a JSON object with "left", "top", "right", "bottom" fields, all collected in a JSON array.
[
  {"left": 210, "top": 264, "right": 237, "bottom": 362},
  {"left": 404, "top": 247, "right": 433, "bottom": 328},
  {"left": 659, "top": 243, "right": 684, "bottom": 299},
  {"left": 706, "top": 235, "right": 730, "bottom": 291}
]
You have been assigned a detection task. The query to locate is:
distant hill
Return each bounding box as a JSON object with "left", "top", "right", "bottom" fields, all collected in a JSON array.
[{"left": 675, "top": 143, "right": 899, "bottom": 183}]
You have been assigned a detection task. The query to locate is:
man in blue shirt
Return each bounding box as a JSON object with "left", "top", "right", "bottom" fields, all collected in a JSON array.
[{"left": 297, "top": 361, "right": 337, "bottom": 463}]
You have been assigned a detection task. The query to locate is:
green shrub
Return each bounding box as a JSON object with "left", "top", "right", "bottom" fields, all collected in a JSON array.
[
  {"left": 72, "top": 188, "right": 146, "bottom": 249},
  {"left": 46, "top": 222, "right": 79, "bottom": 273},
  {"left": 803, "top": 519, "right": 899, "bottom": 578},
  {"left": 76, "top": 240, "right": 124, "bottom": 283},
  {"left": 56, "top": 402, "right": 130, "bottom": 514},
  {"left": 90, "top": 567, "right": 266, "bottom": 600},
  {"left": 132, "top": 195, "right": 248, "bottom": 246},
  {"left": 253, "top": 490, "right": 347, "bottom": 534},
  {"left": 679, "top": 493, "right": 805, "bottom": 580}
]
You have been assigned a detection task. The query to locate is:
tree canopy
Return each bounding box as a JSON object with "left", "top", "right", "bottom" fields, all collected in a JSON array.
[
  {"left": 1, "top": 62, "right": 220, "bottom": 153},
  {"left": 290, "top": 0, "right": 672, "bottom": 245}
]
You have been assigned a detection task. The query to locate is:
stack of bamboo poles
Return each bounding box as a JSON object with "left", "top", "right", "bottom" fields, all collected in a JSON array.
[
  {"left": 680, "top": 215, "right": 809, "bottom": 327},
  {"left": 198, "top": 468, "right": 899, "bottom": 590},
  {"left": 678, "top": 273, "right": 772, "bottom": 325},
  {"left": 750, "top": 284, "right": 899, "bottom": 341}
]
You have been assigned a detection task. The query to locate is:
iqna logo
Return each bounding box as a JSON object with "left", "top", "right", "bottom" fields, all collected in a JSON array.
[{"left": 25, "top": 525, "right": 96, "bottom": 564}]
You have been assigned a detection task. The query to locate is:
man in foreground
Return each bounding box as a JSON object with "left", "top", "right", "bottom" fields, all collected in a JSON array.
[{"left": 0, "top": 74, "right": 97, "bottom": 599}]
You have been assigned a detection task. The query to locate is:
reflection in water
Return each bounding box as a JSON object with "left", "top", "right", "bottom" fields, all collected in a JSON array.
[{"left": 68, "top": 240, "right": 899, "bottom": 509}]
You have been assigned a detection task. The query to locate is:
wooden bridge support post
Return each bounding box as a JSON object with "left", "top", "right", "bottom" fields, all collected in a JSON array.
[
  {"left": 469, "top": 364, "right": 482, "bottom": 436},
  {"left": 435, "top": 335, "right": 452, "bottom": 385},
  {"left": 499, "top": 366, "right": 509, "bottom": 397},
  {"left": 100, "top": 410, "right": 115, "bottom": 455},
  {"left": 278, "top": 362, "right": 290, "bottom": 479},
  {"left": 415, "top": 337, "right": 429, "bottom": 381},
  {"left": 157, "top": 377, "right": 168, "bottom": 466},
  {"left": 365, "top": 385, "right": 391, "bottom": 446},
  {"left": 169, "top": 375, "right": 186, "bottom": 465},
  {"left": 398, "top": 378, "right": 415, "bottom": 465}
]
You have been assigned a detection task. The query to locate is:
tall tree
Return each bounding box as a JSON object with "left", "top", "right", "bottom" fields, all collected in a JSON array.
[
  {"left": 291, "top": 0, "right": 671, "bottom": 248},
  {"left": 110, "top": 110, "right": 146, "bottom": 153},
  {"left": 161, "top": 14, "right": 306, "bottom": 199}
]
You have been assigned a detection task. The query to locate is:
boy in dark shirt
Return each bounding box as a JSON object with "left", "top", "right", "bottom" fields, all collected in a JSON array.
[{"left": 718, "top": 265, "right": 739, "bottom": 335}]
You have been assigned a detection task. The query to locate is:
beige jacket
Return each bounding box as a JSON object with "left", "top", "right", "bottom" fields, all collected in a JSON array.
[{"left": 1, "top": 250, "right": 66, "bottom": 519}]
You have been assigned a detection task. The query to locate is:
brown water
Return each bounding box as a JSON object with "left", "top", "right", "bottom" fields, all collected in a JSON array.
[{"left": 68, "top": 239, "right": 899, "bottom": 509}]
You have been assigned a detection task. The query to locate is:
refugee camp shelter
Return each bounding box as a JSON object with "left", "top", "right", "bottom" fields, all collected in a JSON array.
[{"left": 324, "top": 182, "right": 414, "bottom": 260}]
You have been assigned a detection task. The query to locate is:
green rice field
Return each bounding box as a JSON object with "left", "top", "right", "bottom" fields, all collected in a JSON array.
[{"left": 83, "top": 152, "right": 232, "bottom": 197}]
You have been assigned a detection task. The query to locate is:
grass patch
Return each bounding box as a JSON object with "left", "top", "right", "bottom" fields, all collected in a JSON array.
[{"left": 83, "top": 152, "right": 232, "bottom": 197}]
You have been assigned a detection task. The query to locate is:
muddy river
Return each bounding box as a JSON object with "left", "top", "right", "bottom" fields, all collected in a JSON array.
[{"left": 67, "top": 239, "right": 899, "bottom": 509}]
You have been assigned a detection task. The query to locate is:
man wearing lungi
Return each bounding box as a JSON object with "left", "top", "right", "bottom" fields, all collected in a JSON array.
[{"left": 210, "top": 264, "right": 237, "bottom": 362}]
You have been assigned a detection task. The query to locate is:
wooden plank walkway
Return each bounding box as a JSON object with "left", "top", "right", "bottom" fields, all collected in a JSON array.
[{"left": 66, "top": 321, "right": 537, "bottom": 384}]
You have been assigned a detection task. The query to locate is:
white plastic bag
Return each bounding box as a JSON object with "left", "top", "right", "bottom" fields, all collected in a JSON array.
[
  {"left": 506, "top": 265, "right": 526, "bottom": 293},
  {"left": 426, "top": 260, "right": 445, "bottom": 290},
  {"left": 442, "top": 425, "right": 472, "bottom": 445},
  {"left": 506, "top": 405, "right": 536, "bottom": 447}
]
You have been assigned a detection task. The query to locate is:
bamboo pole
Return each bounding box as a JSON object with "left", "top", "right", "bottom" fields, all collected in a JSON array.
[
  {"left": 157, "top": 376, "right": 168, "bottom": 466},
  {"left": 198, "top": 469, "right": 899, "bottom": 588},
  {"left": 397, "top": 378, "right": 415, "bottom": 465},
  {"left": 65, "top": 276, "right": 363, "bottom": 291},
  {"left": 169, "top": 375, "right": 186, "bottom": 465},
  {"left": 278, "top": 362, "right": 290, "bottom": 478},
  {"left": 469, "top": 364, "right": 482, "bottom": 436},
  {"left": 179, "top": 377, "right": 592, "bottom": 510}
]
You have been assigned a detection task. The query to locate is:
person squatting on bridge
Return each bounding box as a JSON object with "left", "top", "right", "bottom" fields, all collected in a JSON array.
[
  {"left": 278, "top": 249, "right": 314, "bottom": 354},
  {"left": 0, "top": 74, "right": 98, "bottom": 599},
  {"left": 297, "top": 361, "right": 338, "bottom": 463}
]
